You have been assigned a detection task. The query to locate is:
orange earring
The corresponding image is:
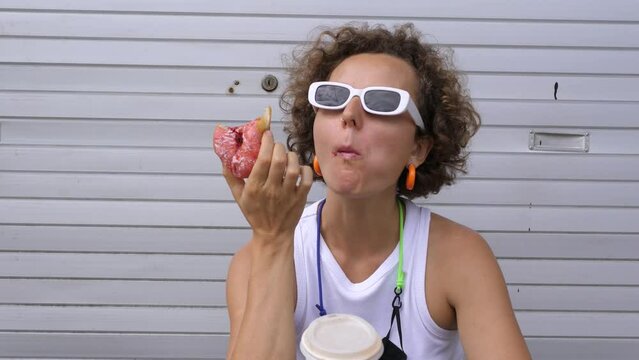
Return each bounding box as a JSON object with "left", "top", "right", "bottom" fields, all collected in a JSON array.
[
  {"left": 313, "top": 155, "right": 322, "bottom": 176},
  {"left": 405, "top": 164, "right": 416, "bottom": 191}
]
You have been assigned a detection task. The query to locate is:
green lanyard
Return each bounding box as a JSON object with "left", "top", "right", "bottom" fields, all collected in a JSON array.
[
  {"left": 396, "top": 198, "right": 405, "bottom": 291},
  {"left": 387, "top": 198, "right": 406, "bottom": 352}
]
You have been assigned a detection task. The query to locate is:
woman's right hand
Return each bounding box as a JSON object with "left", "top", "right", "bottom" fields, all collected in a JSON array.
[{"left": 223, "top": 130, "right": 314, "bottom": 247}]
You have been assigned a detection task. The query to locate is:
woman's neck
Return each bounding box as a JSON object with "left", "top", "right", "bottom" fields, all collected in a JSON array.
[{"left": 320, "top": 190, "right": 402, "bottom": 260}]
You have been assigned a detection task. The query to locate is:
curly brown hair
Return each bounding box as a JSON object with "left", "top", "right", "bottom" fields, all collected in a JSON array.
[{"left": 281, "top": 23, "right": 481, "bottom": 199}]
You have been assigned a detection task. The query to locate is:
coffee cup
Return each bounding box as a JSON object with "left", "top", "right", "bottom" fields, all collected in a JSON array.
[{"left": 300, "top": 313, "right": 384, "bottom": 360}]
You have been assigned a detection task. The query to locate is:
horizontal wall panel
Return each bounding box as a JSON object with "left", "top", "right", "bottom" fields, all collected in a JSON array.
[
  {"left": 475, "top": 100, "right": 639, "bottom": 128},
  {"left": 1, "top": 305, "right": 637, "bottom": 338},
  {"left": 3, "top": 172, "right": 639, "bottom": 208},
  {"left": 1, "top": 39, "right": 637, "bottom": 74},
  {"left": 467, "top": 75, "right": 639, "bottom": 102},
  {"left": 502, "top": 259, "right": 639, "bottom": 285},
  {"left": 0, "top": 172, "right": 327, "bottom": 202},
  {"left": 0, "top": 92, "right": 283, "bottom": 122},
  {"left": 473, "top": 127, "right": 639, "bottom": 154},
  {"left": 527, "top": 338, "right": 639, "bottom": 360},
  {"left": 0, "top": 253, "right": 231, "bottom": 280},
  {"left": 0, "top": 279, "right": 225, "bottom": 306},
  {"left": 0, "top": 199, "right": 250, "bottom": 227},
  {"left": 3, "top": 279, "right": 638, "bottom": 312},
  {"left": 2, "top": 199, "right": 639, "bottom": 233},
  {"left": 2, "top": 92, "right": 638, "bottom": 128},
  {"left": 2, "top": 65, "right": 638, "bottom": 102},
  {"left": 2, "top": 225, "right": 636, "bottom": 260},
  {"left": 509, "top": 285, "right": 639, "bottom": 312},
  {"left": 0, "top": 305, "right": 229, "bottom": 333},
  {"left": 2, "top": 12, "right": 639, "bottom": 48},
  {"left": 0, "top": 65, "right": 286, "bottom": 96},
  {"left": 0, "top": 39, "right": 292, "bottom": 69},
  {"left": 0, "top": 146, "right": 219, "bottom": 174},
  {"left": 0, "top": 119, "right": 279, "bottom": 148},
  {"left": 516, "top": 311, "right": 639, "bottom": 337},
  {"left": 4, "top": 119, "right": 639, "bottom": 155},
  {"left": 528, "top": 207, "right": 639, "bottom": 233},
  {"left": 1, "top": 334, "right": 637, "bottom": 360},
  {"left": 2, "top": 146, "right": 639, "bottom": 181},
  {"left": 0, "top": 330, "right": 636, "bottom": 359},
  {"left": 485, "top": 233, "right": 639, "bottom": 260},
  {"left": 0, "top": 225, "right": 250, "bottom": 254},
  {"left": 466, "top": 153, "right": 639, "bottom": 181},
  {"left": 428, "top": 179, "right": 639, "bottom": 207},
  {"left": 0, "top": 333, "right": 226, "bottom": 359},
  {"left": 0, "top": 0, "right": 635, "bottom": 21},
  {"left": 0, "top": 172, "right": 225, "bottom": 200}
]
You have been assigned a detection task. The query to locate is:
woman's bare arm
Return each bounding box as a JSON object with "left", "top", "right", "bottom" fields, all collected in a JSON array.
[
  {"left": 223, "top": 131, "right": 313, "bottom": 360},
  {"left": 226, "top": 243, "right": 250, "bottom": 359},
  {"left": 446, "top": 229, "right": 532, "bottom": 359},
  {"left": 226, "top": 240, "right": 297, "bottom": 360}
]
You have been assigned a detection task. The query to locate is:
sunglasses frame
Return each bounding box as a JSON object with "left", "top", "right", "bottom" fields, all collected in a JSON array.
[{"left": 308, "top": 81, "right": 425, "bottom": 130}]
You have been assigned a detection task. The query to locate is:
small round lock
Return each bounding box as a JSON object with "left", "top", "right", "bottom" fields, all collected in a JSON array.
[{"left": 261, "top": 74, "right": 279, "bottom": 92}]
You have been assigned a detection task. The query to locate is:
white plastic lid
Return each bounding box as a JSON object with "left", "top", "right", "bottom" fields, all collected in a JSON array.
[{"left": 300, "top": 313, "right": 384, "bottom": 360}]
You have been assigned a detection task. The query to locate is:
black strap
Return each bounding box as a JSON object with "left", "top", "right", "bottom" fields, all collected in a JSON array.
[{"left": 385, "top": 287, "right": 404, "bottom": 350}]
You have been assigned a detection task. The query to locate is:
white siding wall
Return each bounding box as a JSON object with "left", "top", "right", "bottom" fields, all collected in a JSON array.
[{"left": 1, "top": 1, "right": 638, "bottom": 358}]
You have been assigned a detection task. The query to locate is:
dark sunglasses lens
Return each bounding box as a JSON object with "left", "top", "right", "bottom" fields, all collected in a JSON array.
[
  {"left": 315, "top": 85, "right": 350, "bottom": 107},
  {"left": 364, "top": 90, "right": 401, "bottom": 112}
]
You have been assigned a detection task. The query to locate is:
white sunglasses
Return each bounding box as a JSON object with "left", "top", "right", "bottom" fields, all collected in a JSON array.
[{"left": 308, "top": 81, "right": 425, "bottom": 130}]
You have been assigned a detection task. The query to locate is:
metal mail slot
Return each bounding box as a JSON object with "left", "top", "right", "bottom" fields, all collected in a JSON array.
[{"left": 529, "top": 130, "right": 590, "bottom": 152}]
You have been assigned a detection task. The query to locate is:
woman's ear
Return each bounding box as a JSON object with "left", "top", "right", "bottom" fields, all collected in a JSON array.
[{"left": 410, "top": 136, "right": 433, "bottom": 167}]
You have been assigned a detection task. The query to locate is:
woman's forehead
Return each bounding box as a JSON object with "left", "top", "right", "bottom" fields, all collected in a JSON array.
[{"left": 328, "top": 53, "right": 419, "bottom": 94}]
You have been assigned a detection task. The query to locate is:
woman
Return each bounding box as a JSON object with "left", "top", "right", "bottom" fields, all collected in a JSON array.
[{"left": 224, "top": 24, "right": 531, "bottom": 359}]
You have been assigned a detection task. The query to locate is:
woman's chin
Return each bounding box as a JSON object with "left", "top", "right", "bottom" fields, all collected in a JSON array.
[{"left": 324, "top": 172, "right": 362, "bottom": 195}]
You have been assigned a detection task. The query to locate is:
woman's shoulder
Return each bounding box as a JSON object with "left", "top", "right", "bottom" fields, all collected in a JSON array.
[
  {"left": 429, "top": 211, "right": 481, "bottom": 245},
  {"left": 428, "top": 211, "right": 502, "bottom": 296},
  {"left": 427, "top": 211, "right": 496, "bottom": 279}
]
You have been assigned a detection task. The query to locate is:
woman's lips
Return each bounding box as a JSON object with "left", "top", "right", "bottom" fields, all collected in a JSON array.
[{"left": 333, "top": 146, "right": 362, "bottom": 160}]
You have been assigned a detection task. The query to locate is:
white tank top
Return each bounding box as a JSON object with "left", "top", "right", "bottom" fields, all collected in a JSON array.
[{"left": 293, "top": 199, "right": 465, "bottom": 359}]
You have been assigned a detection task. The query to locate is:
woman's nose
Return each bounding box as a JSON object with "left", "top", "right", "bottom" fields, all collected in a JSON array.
[{"left": 341, "top": 96, "right": 364, "bottom": 129}]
